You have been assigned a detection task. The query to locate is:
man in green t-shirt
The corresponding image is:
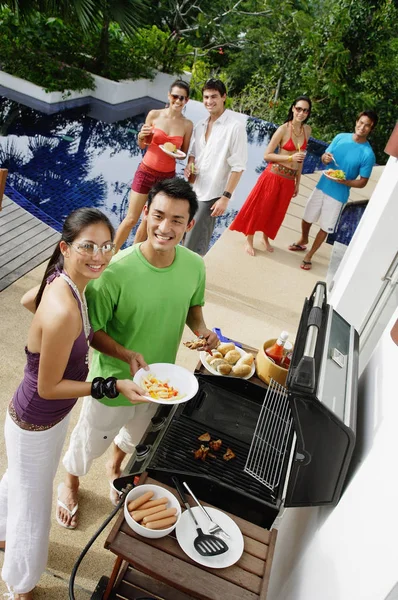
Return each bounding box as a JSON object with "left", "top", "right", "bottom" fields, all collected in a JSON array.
[{"left": 58, "top": 178, "right": 219, "bottom": 528}]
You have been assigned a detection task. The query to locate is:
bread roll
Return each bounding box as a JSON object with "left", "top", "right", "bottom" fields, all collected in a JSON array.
[
  {"left": 217, "top": 342, "right": 236, "bottom": 356},
  {"left": 217, "top": 362, "right": 232, "bottom": 375},
  {"left": 209, "top": 358, "right": 228, "bottom": 369},
  {"left": 236, "top": 353, "right": 254, "bottom": 367},
  {"left": 224, "top": 350, "right": 241, "bottom": 365},
  {"left": 206, "top": 351, "right": 222, "bottom": 363},
  {"left": 232, "top": 364, "right": 252, "bottom": 378}
]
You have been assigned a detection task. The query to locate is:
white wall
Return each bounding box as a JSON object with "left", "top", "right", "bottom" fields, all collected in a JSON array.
[
  {"left": 329, "top": 156, "right": 398, "bottom": 333},
  {"left": 267, "top": 307, "right": 398, "bottom": 600},
  {"left": 0, "top": 69, "right": 183, "bottom": 105}
]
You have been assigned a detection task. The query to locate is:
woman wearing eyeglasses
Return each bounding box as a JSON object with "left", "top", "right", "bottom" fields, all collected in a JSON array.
[
  {"left": 114, "top": 79, "right": 193, "bottom": 251},
  {"left": 230, "top": 95, "right": 312, "bottom": 255},
  {"left": 0, "top": 208, "right": 148, "bottom": 599}
]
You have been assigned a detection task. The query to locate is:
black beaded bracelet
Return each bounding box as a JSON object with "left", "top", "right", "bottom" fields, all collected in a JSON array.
[
  {"left": 223, "top": 190, "right": 232, "bottom": 199},
  {"left": 91, "top": 377, "right": 105, "bottom": 399},
  {"left": 104, "top": 376, "right": 119, "bottom": 399}
]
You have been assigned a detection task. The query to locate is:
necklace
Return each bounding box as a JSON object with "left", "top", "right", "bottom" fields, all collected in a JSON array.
[
  {"left": 60, "top": 272, "right": 90, "bottom": 365},
  {"left": 292, "top": 124, "right": 304, "bottom": 137}
]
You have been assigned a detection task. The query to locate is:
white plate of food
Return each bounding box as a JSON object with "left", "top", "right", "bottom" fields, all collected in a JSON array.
[
  {"left": 159, "top": 144, "right": 186, "bottom": 159},
  {"left": 323, "top": 169, "right": 346, "bottom": 181},
  {"left": 176, "top": 506, "right": 244, "bottom": 568},
  {"left": 133, "top": 363, "right": 198, "bottom": 405},
  {"left": 200, "top": 343, "right": 255, "bottom": 380}
]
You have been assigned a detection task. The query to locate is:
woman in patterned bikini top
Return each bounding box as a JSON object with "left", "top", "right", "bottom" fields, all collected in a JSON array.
[{"left": 230, "top": 95, "right": 312, "bottom": 256}]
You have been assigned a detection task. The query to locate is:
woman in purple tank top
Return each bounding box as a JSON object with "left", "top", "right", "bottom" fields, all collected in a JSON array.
[{"left": 0, "top": 208, "right": 149, "bottom": 599}]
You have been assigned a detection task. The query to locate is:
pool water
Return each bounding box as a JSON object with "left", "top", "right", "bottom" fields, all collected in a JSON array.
[{"left": 0, "top": 96, "right": 327, "bottom": 247}]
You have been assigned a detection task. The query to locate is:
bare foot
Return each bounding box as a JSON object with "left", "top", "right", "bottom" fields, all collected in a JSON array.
[
  {"left": 56, "top": 482, "right": 79, "bottom": 529},
  {"left": 0, "top": 540, "right": 5, "bottom": 550},
  {"left": 106, "top": 461, "right": 122, "bottom": 505},
  {"left": 244, "top": 241, "right": 255, "bottom": 256},
  {"left": 262, "top": 235, "right": 274, "bottom": 253},
  {"left": 264, "top": 241, "right": 274, "bottom": 253},
  {"left": 16, "top": 590, "right": 34, "bottom": 599}
]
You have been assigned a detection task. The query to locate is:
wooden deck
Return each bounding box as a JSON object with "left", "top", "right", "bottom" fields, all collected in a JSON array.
[{"left": 0, "top": 195, "right": 60, "bottom": 292}]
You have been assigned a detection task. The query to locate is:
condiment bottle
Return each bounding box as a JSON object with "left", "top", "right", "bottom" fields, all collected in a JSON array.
[
  {"left": 265, "top": 331, "right": 289, "bottom": 366},
  {"left": 281, "top": 351, "right": 293, "bottom": 369}
]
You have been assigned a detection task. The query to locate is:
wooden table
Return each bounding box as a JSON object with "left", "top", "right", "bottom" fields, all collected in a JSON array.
[{"left": 103, "top": 473, "right": 277, "bottom": 600}]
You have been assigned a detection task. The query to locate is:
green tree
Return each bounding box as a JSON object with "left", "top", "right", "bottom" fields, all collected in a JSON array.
[
  {"left": 226, "top": 0, "right": 397, "bottom": 163},
  {"left": 2, "top": 0, "right": 151, "bottom": 72}
]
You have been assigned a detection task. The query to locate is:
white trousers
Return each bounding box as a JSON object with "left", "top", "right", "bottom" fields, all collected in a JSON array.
[
  {"left": 0, "top": 412, "right": 70, "bottom": 594},
  {"left": 63, "top": 396, "right": 157, "bottom": 477}
]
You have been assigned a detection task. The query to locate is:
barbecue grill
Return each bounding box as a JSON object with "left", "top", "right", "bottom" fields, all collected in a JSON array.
[{"left": 116, "top": 282, "right": 358, "bottom": 528}]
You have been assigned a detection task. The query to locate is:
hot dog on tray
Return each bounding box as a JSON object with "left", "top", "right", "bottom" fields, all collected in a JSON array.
[
  {"left": 127, "top": 490, "right": 153, "bottom": 512},
  {"left": 146, "top": 516, "right": 177, "bottom": 530},
  {"left": 132, "top": 504, "right": 167, "bottom": 522},
  {"left": 142, "top": 507, "right": 177, "bottom": 524}
]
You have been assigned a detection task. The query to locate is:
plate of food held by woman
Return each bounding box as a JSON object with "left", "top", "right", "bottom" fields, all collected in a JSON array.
[{"left": 160, "top": 142, "right": 186, "bottom": 159}]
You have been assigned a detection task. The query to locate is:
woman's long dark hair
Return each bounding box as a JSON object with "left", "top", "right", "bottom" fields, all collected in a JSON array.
[
  {"left": 169, "top": 79, "right": 190, "bottom": 97},
  {"left": 285, "top": 95, "right": 312, "bottom": 124},
  {"left": 35, "top": 208, "right": 114, "bottom": 309}
]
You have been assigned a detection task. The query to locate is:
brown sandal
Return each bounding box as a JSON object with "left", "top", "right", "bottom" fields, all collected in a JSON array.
[{"left": 300, "top": 260, "right": 312, "bottom": 271}]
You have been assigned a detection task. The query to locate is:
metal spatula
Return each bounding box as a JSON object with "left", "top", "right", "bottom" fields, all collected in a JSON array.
[{"left": 172, "top": 477, "right": 229, "bottom": 557}]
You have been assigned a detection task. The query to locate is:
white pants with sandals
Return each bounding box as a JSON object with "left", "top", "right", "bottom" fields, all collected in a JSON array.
[
  {"left": 63, "top": 396, "right": 157, "bottom": 476},
  {"left": 0, "top": 411, "right": 70, "bottom": 595}
]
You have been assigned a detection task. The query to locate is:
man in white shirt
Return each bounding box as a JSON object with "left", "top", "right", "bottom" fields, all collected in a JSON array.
[{"left": 183, "top": 79, "right": 248, "bottom": 255}]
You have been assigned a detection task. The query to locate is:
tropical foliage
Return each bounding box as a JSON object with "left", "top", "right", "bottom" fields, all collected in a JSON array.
[{"left": 0, "top": 0, "right": 396, "bottom": 162}]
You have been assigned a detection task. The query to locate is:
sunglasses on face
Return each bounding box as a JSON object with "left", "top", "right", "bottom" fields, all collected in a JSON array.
[
  {"left": 69, "top": 242, "right": 116, "bottom": 256},
  {"left": 170, "top": 93, "right": 187, "bottom": 102},
  {"left": 294, "top": 106, "right": 310, "bottom": 114}
]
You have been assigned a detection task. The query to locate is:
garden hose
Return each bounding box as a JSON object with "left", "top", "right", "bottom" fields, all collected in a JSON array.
[{"left": 68, "top": 483, "right": 133, "bottom": 600}]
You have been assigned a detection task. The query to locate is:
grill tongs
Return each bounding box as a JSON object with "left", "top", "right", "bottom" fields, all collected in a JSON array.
[{"left": 172, "top": 477, "right": 229, "bottom": 557}]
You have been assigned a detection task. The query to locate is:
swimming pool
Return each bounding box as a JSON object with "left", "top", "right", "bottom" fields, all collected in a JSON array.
[{"left": 0, "top": 96, "right": 327, "bottom": 246}]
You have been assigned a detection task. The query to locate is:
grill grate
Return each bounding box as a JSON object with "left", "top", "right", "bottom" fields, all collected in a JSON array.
[
  {"left": 244, "top": 379, "right": 292, "bottom": 491},
  {"left": 147, "top": 413, "right": 278, "bottom": 504}
]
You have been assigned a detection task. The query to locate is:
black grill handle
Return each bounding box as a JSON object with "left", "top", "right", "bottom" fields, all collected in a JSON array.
[
  {"left": 303, "top": 282, "right": 327, "bottom": 359},
  {"left": 291, "top": 282, "right": 327, "bottom": 393}
]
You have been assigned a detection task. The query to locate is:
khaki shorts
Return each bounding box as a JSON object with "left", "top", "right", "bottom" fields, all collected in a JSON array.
[
  {"left": 62, "top": 396, "right": 157, "bottom": 477},
  {"left": 303, "top": 188, "right": 343, "bottom": 233}
]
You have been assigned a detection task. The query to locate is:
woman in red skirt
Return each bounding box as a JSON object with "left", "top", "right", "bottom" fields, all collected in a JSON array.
[{"left": 230, "top": 95, "right": 312, "bottom": 255}]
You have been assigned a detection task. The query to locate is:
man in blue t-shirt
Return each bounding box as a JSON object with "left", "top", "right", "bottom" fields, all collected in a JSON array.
[{"left": 289, "top": 110, "right": 378, "bottom": 270}]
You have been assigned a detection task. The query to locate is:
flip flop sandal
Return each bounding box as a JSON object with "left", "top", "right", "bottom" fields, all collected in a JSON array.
[
  {"left": 288, "top": 243, "right": 307, "bottom": 252},
  {"left": 56, "top": 483, "right": 78, "bottom": 529},
  {"left": 300, "top": 260, "right": 312, "bottom": 271},
  {"left": 109, "top": 480, "right": 122, "bottom": 506}
]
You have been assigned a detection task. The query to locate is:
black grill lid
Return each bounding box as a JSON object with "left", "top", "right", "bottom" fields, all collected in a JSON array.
[
  {"left": 284, "top": 282, "right": 358, "bottom": 507},
  {"left": 284, "top": 394, "right": 356, "bottom": 506}
]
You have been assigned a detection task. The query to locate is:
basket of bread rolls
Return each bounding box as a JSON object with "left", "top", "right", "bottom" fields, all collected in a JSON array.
[
  {"left": 201, "top": 342, "right": 255, "bottom": 379},
  {"left": 124, "top": 483, "right": 181, "bottom": 539}
]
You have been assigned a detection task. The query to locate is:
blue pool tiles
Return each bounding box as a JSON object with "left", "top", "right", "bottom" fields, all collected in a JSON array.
[{"left": 0, "top": 96, "right": 329, "bottom": 246}]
